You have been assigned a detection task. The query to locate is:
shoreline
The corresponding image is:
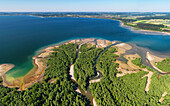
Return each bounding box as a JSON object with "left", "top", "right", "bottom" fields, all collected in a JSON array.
[
  {"left": 0, "top": 38, "right": 169, "bottom": 106},
  {"left": 119, "top": 20, "right": 170, "bottom": 36},
  {"left": 1, "top": 57, "right": 46, "bottom": 90},
  {"left": 0, "top": 38, "right": 77, "bottom": 88},
  {"left": 1, "top": 15, "right": 170, "bottom": 35},
  {"left": 146, "top": 52, "right": 170, "bottom": 74},
  {"left": 1, "top": 38, "right": 101, "bottom": 89},
  {"left": 1, "top": 38, "right": 169, "bottom": 89}
]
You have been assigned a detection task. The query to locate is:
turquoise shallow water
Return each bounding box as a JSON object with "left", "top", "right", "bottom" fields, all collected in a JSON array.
[{"left": 0, "top": 16, "right": 170, "bottom": 78}]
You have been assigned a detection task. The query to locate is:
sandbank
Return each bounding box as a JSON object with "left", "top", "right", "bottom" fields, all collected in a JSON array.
[{"left": 146, "top": 52, "right": 170, "bottom": 74}]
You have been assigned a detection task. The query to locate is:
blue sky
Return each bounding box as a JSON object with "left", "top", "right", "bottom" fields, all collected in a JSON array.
[{"left": 0, "top": 0, "right": 170, "bottom": 12}]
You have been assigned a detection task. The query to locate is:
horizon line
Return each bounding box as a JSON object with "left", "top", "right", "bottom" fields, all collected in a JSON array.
[{"left": 0, "top": 11, "right": 170, "bottom": 13}]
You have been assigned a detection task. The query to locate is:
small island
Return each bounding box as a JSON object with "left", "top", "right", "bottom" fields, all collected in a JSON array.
[{"left": 0, "top": 38, "right": 169, "bottom": 106}]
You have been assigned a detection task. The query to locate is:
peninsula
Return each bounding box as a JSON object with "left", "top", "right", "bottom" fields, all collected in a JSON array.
[{"left": 0, "top": 38, "right": 169, "bottom": 106}]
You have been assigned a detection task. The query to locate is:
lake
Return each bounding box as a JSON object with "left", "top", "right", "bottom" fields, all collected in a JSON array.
[{"left": 0, "top": 16, "right": 170, "bottom": 78}]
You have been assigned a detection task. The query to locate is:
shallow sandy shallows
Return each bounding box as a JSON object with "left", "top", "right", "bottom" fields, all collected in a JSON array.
[
  {"left": 0, "top": 64, "right": 14, "bottom": 77},
  {"left": 114, "top": 44, "right": 154, "bottom": 93},
  {"left": 2, "top": 46, "right": 53, "bottom": 90},
  {"left": 114, "top": 43, "right": 132, "bottom": 55},
  {"left": 116, "top": 54, "right": 141, "bottom": 77},
  {"left": 0, "top": 64, "right": 15, "bottom": 86},
  {"left": 124, "top": 54, "right": 153, "bottom": 93},
  {"left": 22, "top": 46, "right": 56, "bottom": 90},
  {"left": 114, "top": 43, "right": 140, "bottom": 77},
  {"left": 82, "top": 38, "right": 95, "bottom": 43},
  {"left": 146, "top": 52, "right": 169, "bottom": 74},
  {"left": 96, "top": 39, "right": 114, "bottom": 48}
]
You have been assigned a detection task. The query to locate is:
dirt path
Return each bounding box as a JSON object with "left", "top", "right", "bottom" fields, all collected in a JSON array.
[
  {"left": 70, "top": 64, "right": 76, "bottom": 81},
  {"left": 93, "top": 98, "right": 98, "bottom": 106},
  {"left": 159, "top": 92, "right": 167, "bottom": 103},
  {"left": 116, "top": 67, "right": 139, "bottom": 77},
  {"left": 89, "top": 78, "right": 101, "bottom": 83},
  {"left": 142, "top": 69, "right": 153, "bottom": 93}
]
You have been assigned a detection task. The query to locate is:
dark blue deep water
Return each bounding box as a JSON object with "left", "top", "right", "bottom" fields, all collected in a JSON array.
[{"left": 0, "top": 16, "right": 170, "bottom": 78}]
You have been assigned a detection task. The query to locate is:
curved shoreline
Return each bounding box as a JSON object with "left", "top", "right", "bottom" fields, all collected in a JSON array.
[
  {"left": 1, "top": 16, "right": 170, "bottom": 83},
  {"left": 1, "top": 38, "right": 169, "bottom": 89},
  {"left": 0, "top": 38, "right": 169, "bottom": 106},
  {"left": 29, "top": 15, "right": 170, "bottom": 36},
  {"left": 146, "top": 52, "right": 170, "bottom": 74},
  {"left": 1, "top": 57, "right": 46, "bottom": 90},
  {"left": 119, "top": 20, "right": 170, "bottom": 36}
]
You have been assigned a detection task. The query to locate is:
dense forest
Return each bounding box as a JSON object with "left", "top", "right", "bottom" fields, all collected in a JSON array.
[
  {"left": 156, "top": 57, "right": 170, "bottom": 72},
  {"left": 117, "top": 19, "right": 137, "bottom": 23},
  {"left": 0, "top": 43, "right": 90, "bottom": 106},
  {"left": 131, "top": 58, "right": 155, "bottom": 72},
  {"left": 79, "top": 44, "right": 96, "bottom": 53},
  {"left": 112, "top": 18, "right": 165, "bottom": 31},
  {"left": 90, "top": 54, "right": 170, "bottom": 105},
  {"left": 136, "top": 23, "right": 164, "bottom": 31},
  {"left": 136, "top": 16, "right": 170, "bottom": 20},
  {"left": 74, "top": 44, "right": 103, "bottom": 90},
  {"left": 0, "top": 42, "right": 169, "bottom": 105},
  {"left": 96, "top": 47, "right": 119, "bottom": 77},
  {"left": 112, "top": 18, "right": 137, "bottom": 25}
]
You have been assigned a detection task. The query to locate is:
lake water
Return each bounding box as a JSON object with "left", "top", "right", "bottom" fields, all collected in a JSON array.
[{"left": 0, "top": 16, "right": 170, "bottom": 78}]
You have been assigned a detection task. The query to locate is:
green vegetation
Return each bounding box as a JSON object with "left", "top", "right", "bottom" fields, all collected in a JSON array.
[
  {"left": 79, "top": 44, "right": 96, "bottom": 52},
  {"left": 0, "top": 43, "right": 90, "bottom": 106},
  {"left": 0, "top": 42, "right": 169, "bottom": 105},
  {"left": 90, "top": 71, "right": 148, "bottom": 105},
  {"left": 58, "top": 43, "right": 77, "bottom": 64},
  {"left": 136, "top": 23, "right": 164, "bottom": 31},
  {"left": 131, "top": 58, "right": 143, "bottom": 67},
  {"left": 0, "top": 77, "right": 15, "bottom": 102},
  {"left": 0, "top": 77, "right": 2, "bottom": 83},
  {"left": 137, "top": 16, "right": 170, "bottom": 20},
  {"left": 132, "top": 58, "right": 170, "bottom": 104},
  {"left": 132, "top": 58, "right": 155, "bottom": 72},
  {"left": 74, "top": 47, "right": 102, "bottom": 90},
  {"left": 156, "top": 57, "right": 170, "bottom": 72},
  {"left": 90, "top": 55, "right": 170, "bottom": 105},
  {"left": 96, "top": 47, "right": 119, "bottom": 77},
  {"left": 148, "top": 72, "right": 170, "bottom": 105}
]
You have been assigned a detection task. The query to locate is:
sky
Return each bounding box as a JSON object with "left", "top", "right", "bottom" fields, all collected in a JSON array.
[{"left": 0, "top": 0, "right": 170, "bottom": 12}]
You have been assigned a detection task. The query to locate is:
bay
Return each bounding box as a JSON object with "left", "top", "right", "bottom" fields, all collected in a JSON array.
[{"left": 0, "top": 16, "right": 169, "bottom": 78}]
